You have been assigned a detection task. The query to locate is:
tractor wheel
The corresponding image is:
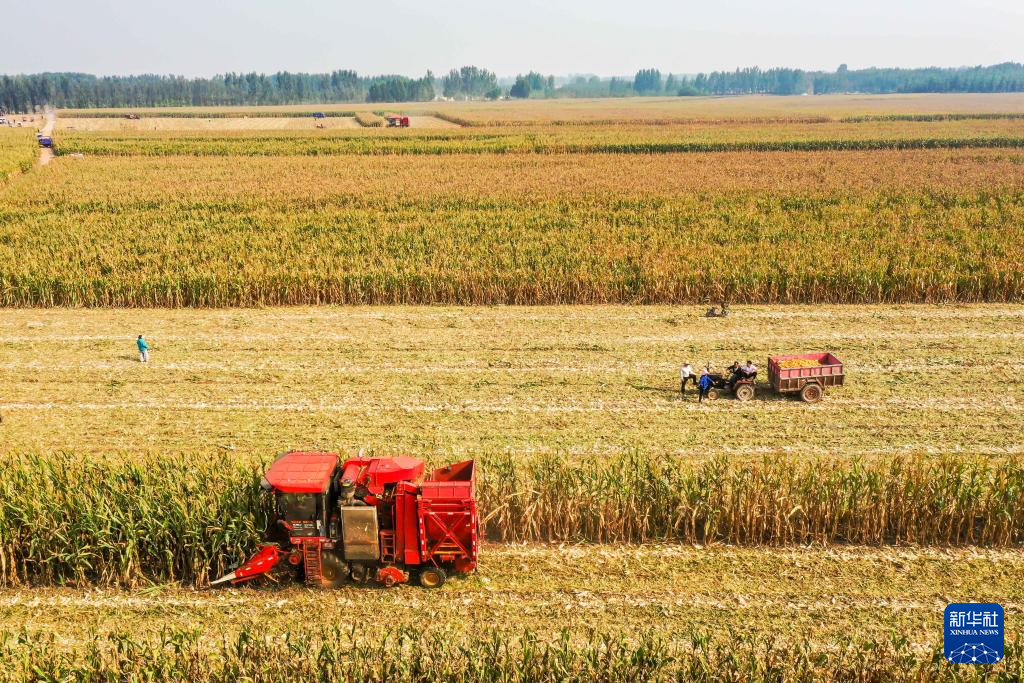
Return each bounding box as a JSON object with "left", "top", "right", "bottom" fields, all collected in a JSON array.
[
  {"left": 319, "top": 551, "right": 347, "bottom": 589},
  {"left": 799, "top": 383, "right": 823, "bottom": 403},
  {"left": 735, "top": 384, "right": 755, "bottom": 402},
  {"left": 706, "top": 388, "right": 720, "bottom": 401},
  {"left": 419, "top": 566, "right": 447, "bottom": 589}
]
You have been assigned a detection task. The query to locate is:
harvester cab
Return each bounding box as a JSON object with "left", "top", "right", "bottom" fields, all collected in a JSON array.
[{"left": 213, "top": 452, "right": 478, "bottom": 589}]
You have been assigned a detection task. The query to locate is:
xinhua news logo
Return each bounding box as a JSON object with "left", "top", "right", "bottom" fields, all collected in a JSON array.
[{"left": 944, "top": 603, "right": 1004, "bottom": 664}]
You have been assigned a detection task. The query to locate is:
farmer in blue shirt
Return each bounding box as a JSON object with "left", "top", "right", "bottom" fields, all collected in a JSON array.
[
  {"left": 698, "top": 370, "right": 713, "bottom": 403},
  {"left": 137, "top": 335, "right": 150, "bottom": 363}
]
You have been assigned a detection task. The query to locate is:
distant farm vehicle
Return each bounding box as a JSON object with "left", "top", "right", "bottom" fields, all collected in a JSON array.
[
  {"left": 124, "top": 113, "right": 139, "bottom": 120},
  {"left": 704, "top": 352, "right": 843, "bottom": 403},
  {"left": 37, "top": 135, "right": 53, "bottom": 148},
  {"left": 312, "top": 112, "right": 325, "bottom": 119},
  {"left": 386, "top": 115, "right": 410, "bottom": 128}
]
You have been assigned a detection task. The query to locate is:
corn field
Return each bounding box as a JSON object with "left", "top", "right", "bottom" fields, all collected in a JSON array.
[
  {"left": 2, "top": 150, "right": 1023, "bottom": 306},
  {"left": 0, "top": 128, "right": 36, "bottom": 184},
  {"left": 354, "top": 111, "right": 385, "bottom": 127},
  {"left": 51, "top": 118, "right": 1024, "bottom": 155},
  {"left": 1, "top": 625, "right": 1018, "bottom": 682},
  {"left": 1, "top": 452, "right": 1021, "bottom": 588}
]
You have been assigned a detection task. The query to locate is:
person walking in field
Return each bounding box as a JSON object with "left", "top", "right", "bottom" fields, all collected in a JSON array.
[
  {"left": 680, "top": 362, "right": 697, "bottom": 397},
  {"left": 698, "top": 370, "right": 713, "bottom": 403},
  {"left": 137, "top": 335, "right": 150, "bottom": 363}
]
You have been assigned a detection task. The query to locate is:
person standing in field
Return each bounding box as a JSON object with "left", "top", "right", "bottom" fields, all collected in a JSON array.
[
  {"left": 680, "top": 362, "right": 697, "bottom": 397},
  {"left": 698, "top": 370, "right": 713, "bottom": 403},
  {"left": 137, "top": 335, "right": 150, "bottom": 363}
]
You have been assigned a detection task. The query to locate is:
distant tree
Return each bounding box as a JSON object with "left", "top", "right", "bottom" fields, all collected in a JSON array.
[
  {"left": 3, "top": 63, "right": 1024, "bottom": 112},
  {"left": 633, "top": 69, "right": 662, "bottom": 94},
  {"left": 509, "top": 76, "right": 530, "bottom": 99},
  {"left": 485, "top": 86, "right": 502, "bottom": 100},
  {"left": 442, "top": 66, "right": 497, "bottom": 98},
  {"left": 664, "top": 74, "right": 677, "bottom": 93}
]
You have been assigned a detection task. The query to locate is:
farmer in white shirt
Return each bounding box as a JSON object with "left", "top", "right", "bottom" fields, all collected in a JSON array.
[
  {"left": 739, "top": 360, "right": 758, "bottom": 379},
  {"left": 680, "top": 362, "right": 697, "bottom": 396}
]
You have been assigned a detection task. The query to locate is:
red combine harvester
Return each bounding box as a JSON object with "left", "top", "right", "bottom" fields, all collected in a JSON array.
[
  {"left": 386, "top": 115, "right": 410, "bottom": 127},
  {"left": 213, "top": 452, "right": 478, "bottom": 589}
]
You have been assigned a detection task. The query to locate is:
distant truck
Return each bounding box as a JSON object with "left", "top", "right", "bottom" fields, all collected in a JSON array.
[
  {"left": 386, "top": 115, "right": 410, "bottom": 128},
  {"left": 312, "top": 112, "right": 326, "bottom": 119},
  {"left": 37, "top": 135, "right": 53, "bottom": 148}
]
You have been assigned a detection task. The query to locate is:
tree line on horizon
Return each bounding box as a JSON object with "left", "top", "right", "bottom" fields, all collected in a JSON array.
[{"left": 1, "top": 62, "right": 1022, "bottom": 112}]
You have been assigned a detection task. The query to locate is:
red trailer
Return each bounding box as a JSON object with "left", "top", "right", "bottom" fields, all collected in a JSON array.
[
  {"left": 213, "top": 452, "right": 477, "bottom": 589},
  {"left": 767, "top": 352, "right": 844, "bottom": 403}
]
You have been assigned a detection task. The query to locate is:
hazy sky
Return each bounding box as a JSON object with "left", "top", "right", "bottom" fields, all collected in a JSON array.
[{"left": 2, "top": 0, "right": 1021, "bottom": 77}]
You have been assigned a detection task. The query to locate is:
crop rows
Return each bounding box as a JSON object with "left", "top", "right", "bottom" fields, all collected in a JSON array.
[
  {"left": 60, "top": 110, "right": 356, "bottom": 118},
  {"left": 2, "top": 151, "right": 1022, "bottom": 306},
  {"left": 0, "top": 128, "right": 37, "bottom": 184},
  {"left": 50, "top": 117, "right": 1024, "bottom": 155},
  {"left": 3, "top": 625, "right": 1019, "bottom": 682},
  {"left": 1, "top": 452, "right": 1021, "bottom": 588},
  {"left": 354, "top": 111, "right": 384, "bottom": 127}
]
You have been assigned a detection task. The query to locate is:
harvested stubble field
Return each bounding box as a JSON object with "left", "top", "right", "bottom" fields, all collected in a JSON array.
[
  {"left": 1, "top": 545, "right": 1021, "bottom": 680},
  {"left": 2, "top": 149, "right": 1024, "bottom": 305},
  {"left": 0, "top": 305, "right": 1020, "bottom": 457},
  {"left": 57, "top": 92, "right": 1024, "bottom": 125},
  {"left": 423, "top": 93, "right": 1024, "bottom": 126},
  {"left": 58, "top": 116, "right": 362, "bottom": 131}
]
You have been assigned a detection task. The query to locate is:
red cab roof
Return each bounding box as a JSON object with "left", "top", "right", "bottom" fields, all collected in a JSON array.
[{"left": 265, "top": 451, "right": 339, "bottom": 493}]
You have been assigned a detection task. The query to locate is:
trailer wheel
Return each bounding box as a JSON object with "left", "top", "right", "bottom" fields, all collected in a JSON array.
[
  {"left": 734, "top": 384, "right": 755, "bottom": 402},
  {"left": 320, "top": 551, "right": 347, "bottom": 588},
  {"left": 799, "top": 383, "right": 823, "bottom": 403},
  {"left": 706, "top": 388, "right": 720, "bottom": 401},
  {"left": 419, "top": 566, "right": 447, "bottom": 589}
]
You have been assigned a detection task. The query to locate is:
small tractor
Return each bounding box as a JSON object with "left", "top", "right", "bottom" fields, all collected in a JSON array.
[
  {"left": 213, "top": 452, "right": 478, "bottom": 589},
  {"left": 386, "top": 115, "right": 410, "bottom": 128}
]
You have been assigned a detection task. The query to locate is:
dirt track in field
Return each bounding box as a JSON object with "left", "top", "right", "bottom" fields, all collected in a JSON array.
[{"left": 38, "top": 110, "right": 54, "bottom": 165}]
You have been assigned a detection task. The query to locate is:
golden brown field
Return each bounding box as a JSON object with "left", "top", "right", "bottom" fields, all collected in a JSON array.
[{"left": 2, "top": 94, "right": 1023, "bottom": 680}]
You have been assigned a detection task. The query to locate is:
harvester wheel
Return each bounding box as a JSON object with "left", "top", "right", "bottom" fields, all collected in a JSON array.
[
  {"left": 799, "top": 383, "right": 823, "bottom": 403},
  {"left": 734, "top": 384, "right": 755, "bottom": 402},
  {"left": 319, "top": 551, "right": 347, "bottom": 588},
  {"left": 419, "top": 566, "right": 447, "bottom": 589}
]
